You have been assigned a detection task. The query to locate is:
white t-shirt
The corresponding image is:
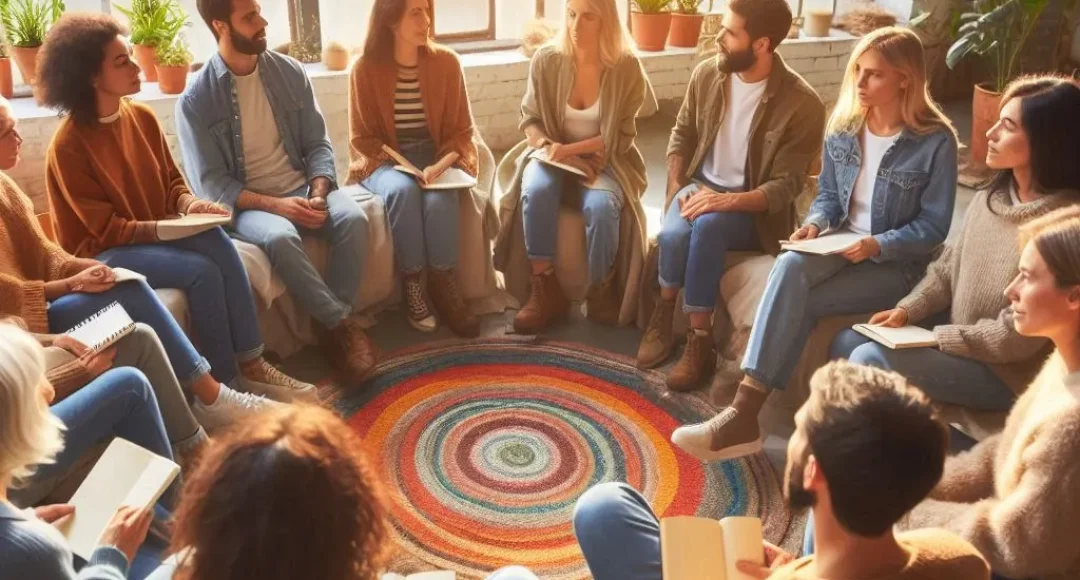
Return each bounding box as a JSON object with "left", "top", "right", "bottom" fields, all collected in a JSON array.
[
  {"left": 234, "top": 67, "right": 307, "bottom": 196},
  {"left": 846, "top": 126, "right": 901, "bottom": 235},
  {"left": 701, "top": 73, "right": 768, "bottom": 190}
]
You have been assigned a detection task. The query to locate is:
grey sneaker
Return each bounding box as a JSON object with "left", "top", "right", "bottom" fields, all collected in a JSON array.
[{"left": 193, "top": 385, "right": 280, "bottom": 433}]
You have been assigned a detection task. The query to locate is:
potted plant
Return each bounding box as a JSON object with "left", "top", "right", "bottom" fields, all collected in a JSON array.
[
  {"left": 631, "top": 0, "right": 671, "bottom": 51},
  {"left": 0, "top": 0, "right": 64, "bottom": 87},
  {"left": 668, "top": 0, "right": 705, "bottom": 47},
  {"left": 114, "top": 0, "right": 188, "bottom": 82},
  {"left": 322, "top": 40, "right": 348, "bottom": 71},
  {"left": 0, "top": 36, "right": 11, "bottom": 97},
  {"left": 945, "top": 0, "right": 1051, "bottom": 168},
  {"left": 154, "top": 37, "right": 191, "bottom": 94}
]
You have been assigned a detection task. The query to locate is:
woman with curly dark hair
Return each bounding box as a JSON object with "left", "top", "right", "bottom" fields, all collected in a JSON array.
[{"left": 36, "top": 13, "right": 316, "bottom": 409}]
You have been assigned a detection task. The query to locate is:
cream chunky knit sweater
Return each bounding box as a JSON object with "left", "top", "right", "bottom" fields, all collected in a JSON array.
[{"left": 903, "top": 352, "right": 1080, "bottom": 580}]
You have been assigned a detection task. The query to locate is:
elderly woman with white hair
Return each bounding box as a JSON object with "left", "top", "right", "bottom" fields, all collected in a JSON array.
[{"left": 0, "top": 324, "right": 169, "bottom": 579}]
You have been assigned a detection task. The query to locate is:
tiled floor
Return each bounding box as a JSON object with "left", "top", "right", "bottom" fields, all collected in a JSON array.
[{"left": 279, "top": 100, "right": 978, "bottom": 550}]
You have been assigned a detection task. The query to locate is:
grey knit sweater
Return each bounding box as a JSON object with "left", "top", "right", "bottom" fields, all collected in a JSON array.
[
  {"left": 896, "top": 186, "right": 1078, "bottom": 393},
  {"left": 0, "top": 500, "right": 129, "bottom": 579}
]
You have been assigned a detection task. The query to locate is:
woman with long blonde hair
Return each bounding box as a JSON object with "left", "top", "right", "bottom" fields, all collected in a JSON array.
[
  {"left": 493, "top": 0, "right": 650, "bottom": 334},
  {"left": 672, "top": 26, "right": 960, "bottom": 462}
]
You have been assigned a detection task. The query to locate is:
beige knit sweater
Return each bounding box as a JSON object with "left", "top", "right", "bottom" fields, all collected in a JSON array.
[
  {"left": 896, "top": 187, "right": 1078, "bottom": 393},
  {"left": 903, "top": 352, "right": 1080, "bottom": 580}
]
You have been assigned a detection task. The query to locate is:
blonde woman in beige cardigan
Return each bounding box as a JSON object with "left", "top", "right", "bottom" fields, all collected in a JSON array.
[
  {"left": 903, "top": 202, "right": 1080, "bottom": 580},
  {"left": 493, "top": 0, "right": 651, "bottom": 334}
]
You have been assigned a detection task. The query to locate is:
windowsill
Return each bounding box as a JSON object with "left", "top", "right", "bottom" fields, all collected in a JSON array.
[{"left": 10, "top": 31, "right": 854, "bottom": 120}]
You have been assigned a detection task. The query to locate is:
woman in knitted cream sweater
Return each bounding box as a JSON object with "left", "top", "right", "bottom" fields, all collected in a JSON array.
[
  {"left": 37, "top": 14, "right": 314, "bottom": 404},
  {"left": 903, "top": 203, "right": 1080, "bottom": 580},
  {"left": 832, "top": 77, "right": 1080, "bottom": 411}
]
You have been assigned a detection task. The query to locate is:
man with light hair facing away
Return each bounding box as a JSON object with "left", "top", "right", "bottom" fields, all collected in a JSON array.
[{"left": 572, "top": 360, "right": 990, "bottom": 580}]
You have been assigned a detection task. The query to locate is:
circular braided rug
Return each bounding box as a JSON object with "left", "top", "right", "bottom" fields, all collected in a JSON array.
[{"left": 337, "top": 339, "right": 789, "bottom": 579}]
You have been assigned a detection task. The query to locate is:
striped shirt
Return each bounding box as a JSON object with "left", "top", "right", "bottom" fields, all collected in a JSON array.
[{"left": 394, "top": 65, "right": 430, "bottom": 143}]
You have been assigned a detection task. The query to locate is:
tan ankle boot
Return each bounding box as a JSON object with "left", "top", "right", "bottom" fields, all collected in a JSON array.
[
  {"left": 321, "top": 317, "right": 380, "bottom": 383},
  {"left": 636, "top": 296, "right": 676, "bottom": 368},
  {"left": 666, "top": 329, "right": 716, "bottom": 392},
  {"left": 513, "top": 269, "right": 569, "bottom": 334},
  {"left": 586, "top": 268, "right": 620, "bottom": 325},
  {"left": 428, "top": 269, "right": 479, "bottom": 338}
]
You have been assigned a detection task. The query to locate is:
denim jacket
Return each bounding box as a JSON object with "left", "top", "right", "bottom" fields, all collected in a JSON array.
[
  {"left": 804, "top": 126, "right": 958, "bottom": 263},
  {"left": 174, "top": 51, "right": 337, "bottom": 209}
]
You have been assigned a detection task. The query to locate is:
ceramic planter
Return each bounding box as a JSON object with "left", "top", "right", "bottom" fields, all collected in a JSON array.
[
  {"left": 668, "top": 13, "right": 705, "bottom": 47},
  {"left": 155, "top": 63, "right": 190, "bottom": 94},
  {"left": 631, "top": 12, "right": 671, "bottom": 52},
  {"left": 134, "top": 43, "right": 159, "bottom": 81},
  {"left": 970, "top": 83, "right": 1002, "bottom": 168},
  {"left": 10, "top": 45, "right": 40, "bottom": 87},
  {"left": 323, "top": 44, "right": 349, "bottom": 71}
]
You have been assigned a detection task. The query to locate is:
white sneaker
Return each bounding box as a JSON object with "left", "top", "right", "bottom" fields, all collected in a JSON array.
[{"left": 193, "top": 385, "right": 280, "bottom": 433}]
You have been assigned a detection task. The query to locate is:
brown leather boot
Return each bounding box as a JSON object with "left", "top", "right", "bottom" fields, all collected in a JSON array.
[
  {"left": 636, "top": 296, "right": 676, "bottom": 368},
  {"left": 513, "top": 269, "right": 569, "bottom": 334},
  {"left": 666, "top": 329, "right": 716, "bottom": 392},
  {"left": 428, "top": 269, "right": 480, "bottom": 338},
  {"left": 320, "top": 317, "right": 380, "bottom": 383},
  {"left": 586, "top": 268, "right": 620, "bottom": 325}
]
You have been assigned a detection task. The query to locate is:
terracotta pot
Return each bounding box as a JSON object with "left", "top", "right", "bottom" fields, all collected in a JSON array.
[
  {"left": 322, "top": 46, "right": 349, "bottom": 71},
  {"left": 667, "top": 13, "right": 704, "bottom": 48},
  {"left": 631, "top": 12, "right": 671, "bottom": 52},
  {"left": 10, "top": 45, "right": 40, "bottom": 87},
  {"left": 133, "top": 43, "right": 159, "bottom": 82},
  {"left": 803, "top": 10, "right": 833, "bottom": 37},
  {"left": 0, "top": 57, "right": 12, "bottom": 99},
  {"left": 155, "top": 64, "right": 190, "bottom": 94},
  {"left": 970, "top": 83, "right": 1002, "bottom": 169}
]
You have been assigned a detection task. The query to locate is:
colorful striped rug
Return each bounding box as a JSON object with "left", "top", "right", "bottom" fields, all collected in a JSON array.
[{"left": 337, "top": 339, "right": 789, "bottom": 579}]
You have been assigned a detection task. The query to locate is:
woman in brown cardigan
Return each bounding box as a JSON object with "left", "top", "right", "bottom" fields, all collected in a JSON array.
[
  {"left": 493, "top": 0, "right": 650, "bottom": 335},
  {"left": 347, "top": 0, "right": 479, "bottom": 338}
]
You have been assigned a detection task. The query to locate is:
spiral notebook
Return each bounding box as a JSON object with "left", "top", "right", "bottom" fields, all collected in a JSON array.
[{"left": 62, "top": 302, "right": 136, "bottom": 353}]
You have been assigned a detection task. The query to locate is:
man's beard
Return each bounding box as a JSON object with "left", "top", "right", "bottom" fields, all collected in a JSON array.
[
  {"left": 717, "top": 45, "right": 756, "bottom": 74},
  {"left": 785, "top": 453, "right": 817, "bottom": 510},
  {"left": 230, "top": 26, "right": 267, "bottom": 55}
]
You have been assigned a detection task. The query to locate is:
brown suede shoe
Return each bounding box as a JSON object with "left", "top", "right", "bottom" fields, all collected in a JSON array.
[
  {"left": 321, "top": 317, "right": 380, "bottom": 383},
  {"left": 429, "top": 269, "right": 480, "bottom": 338},
  {"left": 666, "top": 329, "right": 716, "bottom": 392},
  {"left": 585, "top": 268, "right": 620, "bottom": 325},
  {"left": 636, "top": 296, "right": 676, "bottom": 369},
  {"left": 513, "top": 269, "right": 570, "bottom": 334}
]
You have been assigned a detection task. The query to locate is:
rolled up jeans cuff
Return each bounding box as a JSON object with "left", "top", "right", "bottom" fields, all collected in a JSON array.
[
  {"left": 527, "top": 252, "right": 555, "bottom": 262},
  {"left": 183, "top": 357, "right": 213, "bottom": 386},
  {"left": 682, "top": 304, "right": 714, "bottom": 314},
  {"left": 235, "top": 344, "right": 264, "bottom": 363}
]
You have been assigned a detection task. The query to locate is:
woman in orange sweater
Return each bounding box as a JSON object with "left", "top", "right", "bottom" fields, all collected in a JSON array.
[
  {"left": 38, "top": 14, "right": 313, "bottom": 404},
  {"left": 347, "top": 0, "right": 479, "bottom": 337}
]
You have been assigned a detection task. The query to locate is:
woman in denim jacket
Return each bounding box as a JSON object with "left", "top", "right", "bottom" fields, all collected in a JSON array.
[{"left": 672, "top": 27, "right": 959, "bottom": 461}]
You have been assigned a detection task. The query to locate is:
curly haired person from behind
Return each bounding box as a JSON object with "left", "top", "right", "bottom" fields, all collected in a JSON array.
[{"left": 145, "top": 405, "right": 539, "bottom": 580}]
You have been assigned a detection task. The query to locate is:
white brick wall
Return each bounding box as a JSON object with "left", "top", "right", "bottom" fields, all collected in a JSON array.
[{"left": 10, "top": 35, "right": 854, "bottom": 211}]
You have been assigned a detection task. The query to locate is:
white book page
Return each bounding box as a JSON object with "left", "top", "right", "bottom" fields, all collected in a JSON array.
[
  {"left": 110, "top": 267, "right": 147, "bottom": 283},
  {"left": 659, "top": 516, "right": 727, "bottom": 580},
  {"left": 853, "top": 324, "right": 937, "bottom": 349},
  {"left": 780, "top": 231, "right": 864, "bottom": 255},
  {"left": 720, "top": 517, "right": 763, "bottom": 580},
  {"left": 156, "top": 214, "right": 231, "bottom": 241},
  {"left": 528, "top": 150, "right": 587, "bottom": 177},
  {"left": 420, "top": 168, "right": 477, "bottom": 190}
]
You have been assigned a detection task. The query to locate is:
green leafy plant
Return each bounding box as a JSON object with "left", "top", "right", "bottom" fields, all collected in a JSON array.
[
  {"left": 632, "top": 0, "right": 670, "bottom": 14},
  {"left": 0, "top": 0, "right": 65, "bottom": 48},
  {"left": 944, "top": 0, "right": 1051, "bottom": 93},
  {"left": 671, "top": 0, "right": 704, "bottom": 14},
  {"left": 113, "top": 0, "right": 187, "bottom": 47},
  {"left": 154, "top": 37, "right": 191, "bottom": 66}
]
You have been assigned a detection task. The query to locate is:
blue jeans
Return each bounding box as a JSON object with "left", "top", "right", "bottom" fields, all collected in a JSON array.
[
  {"left": 830, "top": 312, "right": 1016, "bottom": 411},
  {"left": 742, "top": 252, "right": 916, "bottom": 390},
  {"left": 658, "top": 179, "right": 760, "bottom": 313},
  {"left": 47, "top": 281, "right": 212, "bottom": 385},
  {"left": 97, "top": 228, "right": 262, "bottom": 386},
  {"left": 573, "top": 482, "right": 662, "bottom": 580},
  {"left": 362, "top": 140, "right": 461, "bottom": 273},
  {"left": 232, "top": 185, "right": 368, "bottom": 328},
  {"left": 520, "top": 159, "right": 622, "bottom": 285}
]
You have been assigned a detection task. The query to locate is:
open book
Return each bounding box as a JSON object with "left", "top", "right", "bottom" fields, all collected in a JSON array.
[
  {"left": 660, "top": 516, "right": 764, "bottom": 580},
  {"left": 55, "top": 438, "right": 180, "bottom": 560},
  {"left": 852, "top": 323, "right": 938, "bottom": 349},
  {"left": 528, "top": 149, "right": 588, "bottom": 177},
  {"left": 156, "top": 214, "right": 231, "bottom": 241},
  {"left": 381, "top": 145, "right": 477, "bottom": 190},
  {"left": 380, "top": 573, "right": 455, "bottom": 580},
  {"left": 780, "top": 231, "right": 864, "bottom": 255},
  {"left": 62, "top": 302, "right": 136, "bottom": 353}
]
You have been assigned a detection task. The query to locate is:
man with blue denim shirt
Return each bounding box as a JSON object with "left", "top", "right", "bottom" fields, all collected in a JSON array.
[
  {"left": 176, "top": 0, "right": 376, "bottom": 381},
  {"left": 637, "top": 0, "right": 826, "bottom": 391}
]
